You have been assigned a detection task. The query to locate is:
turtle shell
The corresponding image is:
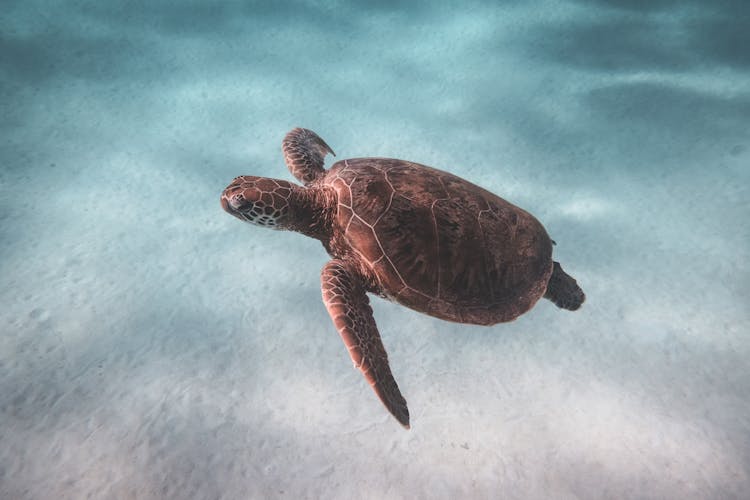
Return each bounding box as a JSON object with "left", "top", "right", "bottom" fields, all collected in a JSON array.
[{"left": 324, "top": 158, "right": 553, "bottom": 325}]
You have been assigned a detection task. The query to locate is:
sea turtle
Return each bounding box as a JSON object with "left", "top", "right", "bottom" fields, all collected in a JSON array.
[{"left": 221, "top": 128, "right": 585, "bottom": 428}]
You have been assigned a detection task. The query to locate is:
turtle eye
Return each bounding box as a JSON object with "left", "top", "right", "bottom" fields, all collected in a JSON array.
[
  {"left": 229, "top": 192, "right": 247, "bottom": 210},
  {"left": 221, "top": 189, "right": 245, "bottom": 214}
]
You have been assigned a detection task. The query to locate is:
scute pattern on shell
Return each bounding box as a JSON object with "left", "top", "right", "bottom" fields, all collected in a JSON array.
[{"left": 325, "top": 158, "right": 553, "bottom": 325}]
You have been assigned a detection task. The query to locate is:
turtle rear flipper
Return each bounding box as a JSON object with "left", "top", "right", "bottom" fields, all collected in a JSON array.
[{"left": 544, "top": 261, "right": 585, "bottom": 311}]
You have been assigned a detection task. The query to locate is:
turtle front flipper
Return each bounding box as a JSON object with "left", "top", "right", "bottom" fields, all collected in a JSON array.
[
  {"left": 282, "top": 128, "right": 335, "bottom": 186},
  {"left": 320, "top": 259, "right": 410, "bottom": 428}
]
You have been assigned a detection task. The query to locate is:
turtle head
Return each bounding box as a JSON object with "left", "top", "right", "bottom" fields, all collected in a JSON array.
[{"left": 221, "top": 176, "right": 294, "bottom": 229}]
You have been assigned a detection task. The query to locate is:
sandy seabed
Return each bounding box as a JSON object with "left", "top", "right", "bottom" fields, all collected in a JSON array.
[{"left": 1, "top": 1, "right": 749, "bottom": 499}]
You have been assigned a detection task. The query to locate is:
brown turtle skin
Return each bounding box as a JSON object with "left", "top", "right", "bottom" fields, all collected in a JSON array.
[
  {"left": 322, "top": 158, "right": 553, "bottom": 325},
  {"left": 221, "top": 128, "right": 584, "bottom": 428}
]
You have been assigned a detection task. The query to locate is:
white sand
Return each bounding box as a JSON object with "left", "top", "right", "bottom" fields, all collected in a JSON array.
[{"left": 1, "top": 1, "right": 749, "bottom": 498}]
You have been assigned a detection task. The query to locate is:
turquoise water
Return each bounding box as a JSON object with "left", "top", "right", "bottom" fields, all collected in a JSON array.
[{"left": 1, "top": 1, "right": 749, "bottom": 498}]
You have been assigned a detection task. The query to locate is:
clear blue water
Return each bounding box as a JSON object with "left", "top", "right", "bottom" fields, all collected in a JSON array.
[{"left": 1, "top": 1, "right": 749, "bottom": 498}]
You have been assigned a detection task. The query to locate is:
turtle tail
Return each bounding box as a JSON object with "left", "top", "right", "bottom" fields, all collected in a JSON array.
[{"left": 544, "top": 261, "right": 585, "bottom": 311}]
